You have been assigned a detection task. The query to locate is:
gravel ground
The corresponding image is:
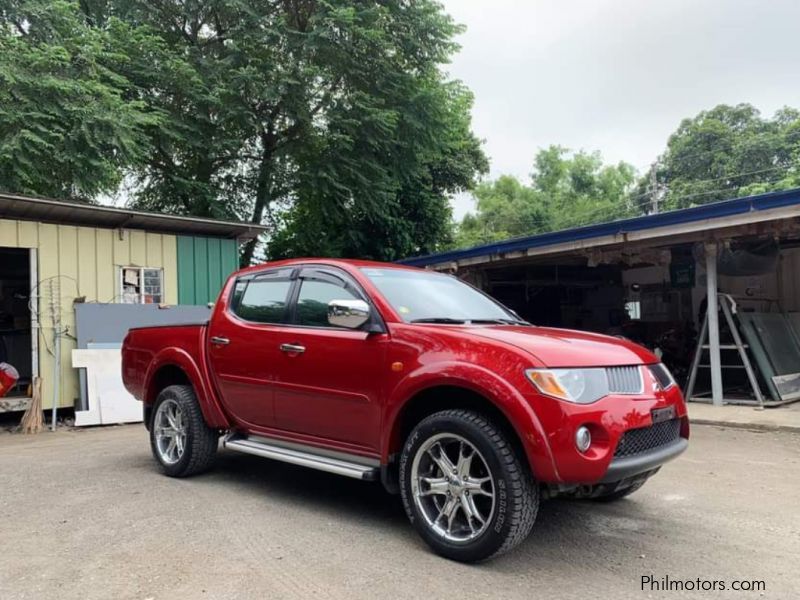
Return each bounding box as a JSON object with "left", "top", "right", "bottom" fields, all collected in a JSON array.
[{"left": 0, "top": 423, "right": 797, "bottom": 600}]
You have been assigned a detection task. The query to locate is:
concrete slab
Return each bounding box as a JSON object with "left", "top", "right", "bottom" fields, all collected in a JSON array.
[
  {"left": 688, "top": 400, "right": 800, "bottom": 432},
  {"left": 0, "top": 424, "right": 797, "bottom": 599}
]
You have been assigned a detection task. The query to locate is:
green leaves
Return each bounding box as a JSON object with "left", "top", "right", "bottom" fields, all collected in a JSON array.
[
  {"left": 0, "top": 1, "right": 159, "bottom": 200},
  {"left": 61, "top": 0, "right": 482, "bottom": 263},
  {"left": 656, "top": 103, "right": 800, "bottom": 209},
  {"left": 0, "top": 0, "right": 485, "bottom": 261},
  {"left": 452, "top": 147, "right": 635, "bottom": 249}
]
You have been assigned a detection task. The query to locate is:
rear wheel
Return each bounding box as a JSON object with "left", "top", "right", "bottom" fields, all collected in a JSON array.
[
  {"left": 399, "top": 409, "right": 538, "bottom": 562},
  {"left": 150, "top": 384, "right": 218, "bottom": 477}
]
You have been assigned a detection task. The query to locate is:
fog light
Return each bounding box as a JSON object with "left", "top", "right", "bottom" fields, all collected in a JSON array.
[{"left": 575, "top": 426, "right": 592, "bottom": 453}]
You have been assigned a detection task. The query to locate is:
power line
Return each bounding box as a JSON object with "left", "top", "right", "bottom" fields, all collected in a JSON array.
[
  {"left": 460, "top": 167, "right": 800, "bottom": 241},
  {"left": 656, "top": 127, "right": 800, "bottom": 165}
]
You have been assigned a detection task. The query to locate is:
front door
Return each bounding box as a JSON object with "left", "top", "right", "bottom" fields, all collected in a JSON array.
[
  {"left": 271, "top": 269, "right": 386, "bottom": 451},
  {"left": 207, "top": 268, "right": 294, "bottom": 429}
]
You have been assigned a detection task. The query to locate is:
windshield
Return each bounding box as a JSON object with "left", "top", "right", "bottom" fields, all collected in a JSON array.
[{"left": 360, "top": 267, "right": 522, "bottom": 324}]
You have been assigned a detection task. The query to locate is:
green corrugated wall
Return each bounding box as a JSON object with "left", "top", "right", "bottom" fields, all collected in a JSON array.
[{"left": 177, "top": 236, "right": 240, "bottom": 305}]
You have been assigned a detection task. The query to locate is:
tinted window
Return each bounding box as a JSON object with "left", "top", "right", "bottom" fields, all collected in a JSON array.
[
  {"left": 234, "top": 279, "right": 292, "bottom": 323},
  {"left": 296, "top": 279, "right": 359, "bottom": 327},
  {"left": 360, "top": 267, "right": 516, "bottom": 323}
]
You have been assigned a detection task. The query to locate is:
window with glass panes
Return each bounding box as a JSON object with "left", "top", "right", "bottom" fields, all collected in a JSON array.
[{"left": 119, "top": 267, "right": 164, "bottom": 304}]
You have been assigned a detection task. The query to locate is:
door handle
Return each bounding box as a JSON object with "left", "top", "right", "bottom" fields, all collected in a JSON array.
[
  {"left": 280, "top": 343, "right": 305, "bottom": 354},
  {"left": 210, "top": 336, "right": 230, "bottom": 346}
]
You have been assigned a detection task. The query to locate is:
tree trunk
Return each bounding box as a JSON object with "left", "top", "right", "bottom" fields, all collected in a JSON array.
[{"left": 240, "top": 135, "right": 275, "bottom": 267}]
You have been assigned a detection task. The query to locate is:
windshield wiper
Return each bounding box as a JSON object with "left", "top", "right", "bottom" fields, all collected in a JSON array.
[
  {"left": 410, "top": 317, "right": 531, "bottom": 326},
  {"left": 410, "top": 317, "right": 467, "bottom": 324},
  {"left": 470, "top": 318, "right": 532, "bottom": 326}
]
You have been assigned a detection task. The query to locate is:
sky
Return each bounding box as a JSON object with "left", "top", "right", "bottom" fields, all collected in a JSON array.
[{"left": 440, "top": 0, "right": 800, "bottom": 218}]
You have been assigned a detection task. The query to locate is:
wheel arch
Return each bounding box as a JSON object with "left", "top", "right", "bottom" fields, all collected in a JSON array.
[
  {"left": 384, "top": 376, "right": 559, "bottom": 484},
  {"left": 143, "top": 364, "right": 190, "bottom": 429},
  {"left": 390, "top": 385, "right": 532, "bottom": 472},
  {"left": 143, "top": 349, "right": 230, "bottom": 430}
]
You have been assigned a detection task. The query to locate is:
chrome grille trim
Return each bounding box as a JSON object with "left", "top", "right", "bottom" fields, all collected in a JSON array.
[{"left": 606, "top": 366, "right": 644, "bottom": 395}]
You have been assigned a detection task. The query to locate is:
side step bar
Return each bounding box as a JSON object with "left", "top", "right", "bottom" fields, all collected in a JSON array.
[{"left": 223, "top": 435, "right": 380, "bottom": 481}]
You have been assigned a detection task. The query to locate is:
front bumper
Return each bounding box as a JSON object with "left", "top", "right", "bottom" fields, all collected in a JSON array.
[
  {"left": 525, "top": 381, "right": 689, "bottom": 484},
  {"left": 600, "top": 437, "right": 688, "bottom": 483}
]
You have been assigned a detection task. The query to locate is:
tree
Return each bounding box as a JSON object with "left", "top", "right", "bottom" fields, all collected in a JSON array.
[
  {"left": 530, "top": 146, "right": 636, "bottom": 229},
  {"left": 452, "top": 175, "right": 551, "bottom": 247},
  {"left": 0, "top": 0, "right": 158, "bottom": 200},
  {"left": 646, "top": 103, "right": 800, "bottom": 210},
  {"left": 452, "top": 147, "right": 635, "bottom": 248},
  {"left": 97, "top": 0, "right": 486, "bottom": 264}
]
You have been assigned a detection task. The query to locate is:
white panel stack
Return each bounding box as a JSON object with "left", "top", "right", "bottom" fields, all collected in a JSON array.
[{"left": 72, "top": 349, "right": 142, "bottom": 426}]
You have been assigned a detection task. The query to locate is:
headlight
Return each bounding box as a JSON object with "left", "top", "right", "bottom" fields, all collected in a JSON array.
[
  {"left": 525, "top": 368, "right": 609, "bottom": 404},
  {"left": 648, "top": 363, "right": 676, "bottom": 390}
]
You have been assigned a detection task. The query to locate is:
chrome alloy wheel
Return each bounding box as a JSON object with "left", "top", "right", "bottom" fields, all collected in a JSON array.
[
  {"left": 410, "top": 433, "right": 496, "bottom": 543},
  {"left": 154, "top": 398, "right": 187, "bottom": 465}
]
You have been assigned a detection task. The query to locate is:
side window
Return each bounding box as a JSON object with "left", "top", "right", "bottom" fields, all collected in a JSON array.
[
  {"left": 234, "top": 278, "right": 292, "bottom": 324},
  {"left": 296, "top": 279, "right": 360, "bottom": 327}
]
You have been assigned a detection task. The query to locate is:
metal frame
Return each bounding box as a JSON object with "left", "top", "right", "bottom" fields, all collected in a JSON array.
[
  {"left": 401, "top": 187, "right": 800, "bottom": 268},
  {"left": 118, "top": 266, "right": 165, "bottom": 304},
  {"left": 29, "top": 248, "right": 39, "bottom": 385},
  {"left": 685, "top": 293, "right": 765, "bottom": 408}
]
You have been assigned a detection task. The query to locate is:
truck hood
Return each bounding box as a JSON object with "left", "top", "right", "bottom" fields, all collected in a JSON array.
[{"left": 464, "top": 325, "right": 658, "bottom": 368}]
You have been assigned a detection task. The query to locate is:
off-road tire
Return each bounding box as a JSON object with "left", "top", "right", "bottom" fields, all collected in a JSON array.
[
  {"left": 399, "top": 409, "right": 539, "bottom": 562},
  {"left": 149, "top": 384, "right": 218, "bottom": 477}
]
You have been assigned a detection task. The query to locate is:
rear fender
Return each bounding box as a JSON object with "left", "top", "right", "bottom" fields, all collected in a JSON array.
[
  {"left": 144, "top": 347, "right": 230, "bottom": 429},
  {"left": 383, "top": 362, "right": 560, "bottom": 482}
]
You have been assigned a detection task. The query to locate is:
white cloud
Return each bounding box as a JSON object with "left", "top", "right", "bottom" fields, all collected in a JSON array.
[{"left": 443, "top": 0, "right": 800, "bottom": 218}]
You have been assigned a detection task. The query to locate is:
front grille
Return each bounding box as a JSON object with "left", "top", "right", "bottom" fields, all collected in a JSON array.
[
  {"left": 606, "top": 366, "right": 643, "bottom": 394},
  {"left": 614, "top": 418, "right": 681, "bottom": 458}
]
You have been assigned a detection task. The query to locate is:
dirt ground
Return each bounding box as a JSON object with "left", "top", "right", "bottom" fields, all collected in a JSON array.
[{"left": 0, "top": 423, "right": 797, "bottom": 600}]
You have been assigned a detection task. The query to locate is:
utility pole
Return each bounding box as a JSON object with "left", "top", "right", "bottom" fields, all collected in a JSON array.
[{"left": 649, "top": 160, "right": 660, "bottom": 214}]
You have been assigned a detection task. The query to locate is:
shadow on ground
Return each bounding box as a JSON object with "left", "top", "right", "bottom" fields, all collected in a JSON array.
[{"left": 134, "top": 447, "right": 664, "bottom": 570}]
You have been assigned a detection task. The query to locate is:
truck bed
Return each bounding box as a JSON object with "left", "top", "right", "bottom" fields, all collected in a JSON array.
[{"left": 121, "top": 323, "right": 209, "bottom": 405}]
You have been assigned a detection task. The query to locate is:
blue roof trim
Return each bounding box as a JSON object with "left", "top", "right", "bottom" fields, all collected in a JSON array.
[{"left": 399, "top": 187, "right": 800, "bottom": 266}]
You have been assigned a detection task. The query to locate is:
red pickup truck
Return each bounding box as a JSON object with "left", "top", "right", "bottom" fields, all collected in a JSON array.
[{"left": 122, "top": 259, "right": 688, "bottom": 562}]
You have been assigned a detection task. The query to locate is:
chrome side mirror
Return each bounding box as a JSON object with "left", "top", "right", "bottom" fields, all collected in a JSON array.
[{"left": 328, "top": 299, "right": 370, "bottom": 329}]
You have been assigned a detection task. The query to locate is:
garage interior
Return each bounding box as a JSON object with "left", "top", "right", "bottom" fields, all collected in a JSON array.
[
  {"left": 0, "top": 247, "right": 33, "bottom": 403},
  {"left": 405, "top": 189, "right": 800, "bottom": 409},
  {"left": 475, "top": 238, "right": 800, "bottom": 407}
]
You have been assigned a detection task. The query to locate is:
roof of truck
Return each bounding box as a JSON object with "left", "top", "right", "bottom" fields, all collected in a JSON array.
[{"left": 237, "top": 257, "right": 423, "bottom": 275}]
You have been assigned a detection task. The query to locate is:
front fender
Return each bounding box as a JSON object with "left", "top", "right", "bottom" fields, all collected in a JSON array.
[
  {"left": 383, "top": 362, "right": 560, "bottom": 482},
  {"left": 144, "top": 347, "right": 230, "bottom": 429}
]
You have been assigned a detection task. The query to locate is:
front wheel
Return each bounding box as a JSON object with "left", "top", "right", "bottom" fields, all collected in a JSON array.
[
  {"left": 399, "top": 409, "right": 539, "bottom": 562},
  {"left": 150, "top": 384, "right": 218, "bottom": 477}
]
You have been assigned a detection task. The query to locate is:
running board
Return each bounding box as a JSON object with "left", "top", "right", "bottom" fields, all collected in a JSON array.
[{"left": 223, "top": 435, "right": 380, "bottom": 481}]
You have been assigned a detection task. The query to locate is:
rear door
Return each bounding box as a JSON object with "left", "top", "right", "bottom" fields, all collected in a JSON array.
[
  {"left": 207, "top": 267, "right": 294, "bottom": 429},
  {"left": 271, "top": 267, "right": 387, "bottom": 451}
]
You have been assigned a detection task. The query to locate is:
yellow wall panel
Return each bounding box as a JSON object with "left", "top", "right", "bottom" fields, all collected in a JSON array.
[
  {"left": 0, "top": 219, "right": 181, "bottom": 409},
  {"left": 129, "top": 230, "right": 147, "bottom": 266},
  {"left": 77, "top": 227, "right": 98, "bottom": 302},
  {"left": 0, "top": 219, "right": 18, "bottom": 246},
  {"left": 145, "top": 233, "right": 162, "bottom": 267},
  {"left": 112, "top": 229, "right": 130, "bottom": 266},
  {"left": 95, "top": 228, "right": 115, "bottom": 303},
  {"left": 17, "top": 220, "right": 38, "bottom": 247}
]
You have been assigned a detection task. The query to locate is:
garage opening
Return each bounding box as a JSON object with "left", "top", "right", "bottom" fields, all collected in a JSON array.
[{"left": 0, "top": 248, "right": 33, "bottom": 406}]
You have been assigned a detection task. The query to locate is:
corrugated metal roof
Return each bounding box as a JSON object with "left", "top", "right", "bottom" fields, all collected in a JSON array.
[
  {"left": 0, "top": 192, "right": 266, "bottom": 240},
  {"left": 400, "top": 187, "right": 800, "bottom": 267}
]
